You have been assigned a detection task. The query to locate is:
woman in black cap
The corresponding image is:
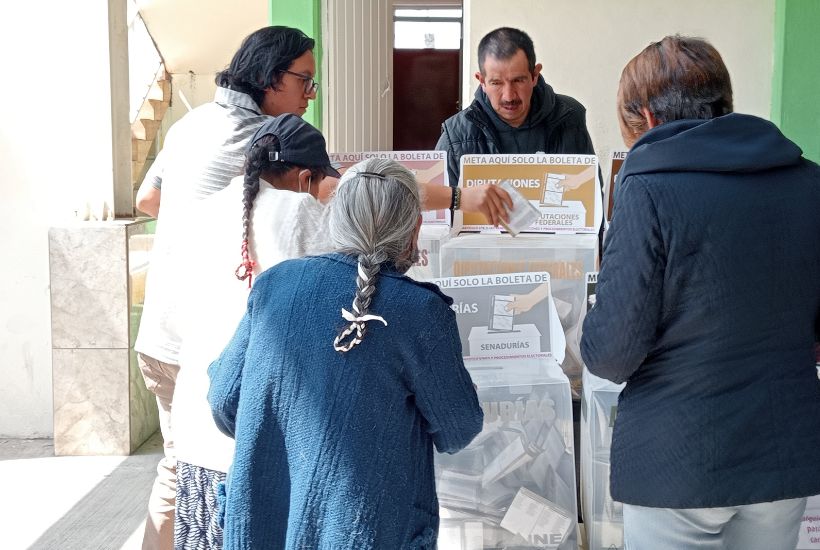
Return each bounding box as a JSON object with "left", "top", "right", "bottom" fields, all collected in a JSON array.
[{"left": 171, "top": 114, "right": 340, "bottom": 549}]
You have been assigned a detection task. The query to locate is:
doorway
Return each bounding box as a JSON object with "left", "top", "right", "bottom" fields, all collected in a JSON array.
[{"left": 392, "top": 4, "right": 463, "bottom": 151}]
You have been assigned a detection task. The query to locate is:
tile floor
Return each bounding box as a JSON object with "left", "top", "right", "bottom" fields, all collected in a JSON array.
[
  {"left": 0, "top": 433, "right": 588, "bottom": 549},
  {"left": 0, "top": 433, "right": 162, "bottom": 550}
]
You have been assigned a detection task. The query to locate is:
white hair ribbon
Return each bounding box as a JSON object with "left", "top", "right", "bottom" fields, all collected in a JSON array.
[
  {"left": 340, "top": 308, "right": 387, "bottom": 326},
  {"left": 333, "top": 308, "right": 387, "bottom": 353}
]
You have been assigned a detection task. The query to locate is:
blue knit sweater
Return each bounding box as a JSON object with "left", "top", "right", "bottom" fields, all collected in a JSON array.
[{"left": 208, "top": 253, "right": 483, "bottom": 549}]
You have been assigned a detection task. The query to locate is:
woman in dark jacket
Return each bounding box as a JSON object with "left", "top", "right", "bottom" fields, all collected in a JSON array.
[{"left": 581, "top": 35, "right": 820, "bottom": 550}]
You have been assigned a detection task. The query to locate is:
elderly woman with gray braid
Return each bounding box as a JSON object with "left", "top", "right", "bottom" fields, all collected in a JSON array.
[{"left": 207, "top": 157, "right": 483, "bottom": 549}]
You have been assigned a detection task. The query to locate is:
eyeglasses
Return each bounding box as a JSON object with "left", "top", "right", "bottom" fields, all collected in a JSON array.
[{"left": 279, "top": 69, "right": 319, "bottom": 95}]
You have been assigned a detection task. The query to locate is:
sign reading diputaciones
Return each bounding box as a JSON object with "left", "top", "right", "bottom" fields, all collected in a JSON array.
[{"left": 460, "top": 154, "right": 601, "bottom": 234}]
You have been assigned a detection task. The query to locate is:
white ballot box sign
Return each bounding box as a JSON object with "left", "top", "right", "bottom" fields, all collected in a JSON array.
[
  {"left": 329, "top": 150, "right": 451, "bottom": 226},
  {"left": 440, "top": 233, "right": 598, "bottom": 397},
  {"left": 431, "top": 271, "right": 565, "bottom": 363},
  {"left": 798, "top": 495, "right": 820, "bottom": 549},
  {"left": 406, "top": 224, "right": 452, "bottom": 280},
  {"left": 460, "top": 153, "right": 602, "bottom": 234}
]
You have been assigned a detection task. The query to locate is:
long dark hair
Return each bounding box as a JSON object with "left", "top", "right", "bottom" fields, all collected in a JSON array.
[
  {"left": 216, "top": 26, "right": 315, "bottom": 108},
  {"left": 235, "top": 135, "right": 321, "bottom": 287}
]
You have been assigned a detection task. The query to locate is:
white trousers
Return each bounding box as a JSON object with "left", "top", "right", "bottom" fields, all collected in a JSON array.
[{"left": 623, "top": 497, "right": 807, "bottom": 550}]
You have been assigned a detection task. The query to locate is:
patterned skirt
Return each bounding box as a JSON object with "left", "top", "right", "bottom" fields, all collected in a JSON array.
[{"left": 174, "top": 461, "right": 226, "bottom": 550}]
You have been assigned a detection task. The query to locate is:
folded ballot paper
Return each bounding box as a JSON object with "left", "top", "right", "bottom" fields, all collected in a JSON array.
[{"left": 498, "top": 180, "right": 541, "bottom": 237}]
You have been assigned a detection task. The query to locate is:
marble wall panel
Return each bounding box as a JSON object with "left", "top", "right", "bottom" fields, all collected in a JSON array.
[
  {"left": 50, "top": 220, "right": 159, "bottom": 456},
  {"left": 49, "top": 225, "right": 129, "bottom": 349},
  {"left": 53, "top": 348, "right": 130, "bottom": 455}
]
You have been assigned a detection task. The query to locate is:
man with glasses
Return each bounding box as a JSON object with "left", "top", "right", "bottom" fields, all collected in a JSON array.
[
  {"left": 134, "top": 25, "right": 318, "bottom": 550},
  {"left": 436, "top": 27, "right": 597, "bottom": 187},
  {"left": 280, "top": 69, "right": 319, "bottom": 95}
]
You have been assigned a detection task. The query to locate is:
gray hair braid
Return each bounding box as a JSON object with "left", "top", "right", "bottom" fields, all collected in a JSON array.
[{"left": 330, "top": 158, "right": 422, "bottom": 353}]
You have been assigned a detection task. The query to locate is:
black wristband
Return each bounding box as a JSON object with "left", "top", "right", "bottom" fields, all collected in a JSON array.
[{"left": 449, "top": 186, "right": 461, "bottom": 211}]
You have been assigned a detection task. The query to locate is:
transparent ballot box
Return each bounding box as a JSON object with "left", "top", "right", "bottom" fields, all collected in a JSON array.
[
  {"left": 437, "top": 358, "right": 577, "bottom": 549},
  {"left": 440, "top": 233, "right": 599, "bottom": 396},
  {"left": 406, "top": 224, "right": 452, "bottom": 280},
  {"left": 580, "top": 369, "right": 625, "bottom": 550},
  {"left": 797, "top": 495, "right": 820, "bottom": 549}
]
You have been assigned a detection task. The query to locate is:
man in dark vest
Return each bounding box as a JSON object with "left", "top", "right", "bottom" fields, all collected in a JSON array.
[{"left": 436, "top": 27, "right": 596, "bottom": 186}]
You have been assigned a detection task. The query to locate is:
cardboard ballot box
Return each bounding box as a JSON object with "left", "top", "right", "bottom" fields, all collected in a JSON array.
[
  {"left": 430, "top": 272, "right": 565, "bottom": 363},
  {"left": 436, "top": 358, "right": 577, "bottom": 549},
  {"left": 440, "top": 233, "right": 599, "bottom": 396},
  {"left": 406, "top": 224, "right": 452, "bottom": 280},
  {"left": 460, "top": 153, "right": 602, "bottom": 234},
  {"left": 580, "top": 369, "right": 625, "bottom": 550}
]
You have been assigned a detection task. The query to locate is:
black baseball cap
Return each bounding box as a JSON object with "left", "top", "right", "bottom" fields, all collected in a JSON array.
[{"left": 246, "top": 114, "right": 341, "bottom": 178}]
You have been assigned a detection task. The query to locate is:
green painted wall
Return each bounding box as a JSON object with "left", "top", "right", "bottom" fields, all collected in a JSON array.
[
  {"left": 771, "top": 0, "right": 820, "bottom": 163},
  {"left": 270, "top": 1, "right": 323, "bottom": 130}
]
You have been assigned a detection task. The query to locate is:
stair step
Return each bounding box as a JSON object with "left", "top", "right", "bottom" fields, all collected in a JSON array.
[
  {"left": 131, "top": 139, "right": 154, "bottom": 160},
  {"left": 137, "top": 98, "right": 169, "bottom": 122},
  {"left": 131, "top": 118, "right": 161, "bottom": 141},
  {"left": 147, "top": 71, "right": 171, "bottom": 103},
  {"left": 132, "top": 159, "right": 147, "bottom": 185}
]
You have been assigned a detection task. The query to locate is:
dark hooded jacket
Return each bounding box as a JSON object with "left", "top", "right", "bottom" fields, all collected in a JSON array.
[
  {"left": 581, "top": 113, "right": 820, "bottom": 508},
  {"left": 435, "top": 76, "right": 595, "bottom": 186}
]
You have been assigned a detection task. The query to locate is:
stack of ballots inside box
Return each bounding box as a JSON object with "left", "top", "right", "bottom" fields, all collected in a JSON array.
[
  {"left": 440, "top": 233, "right": 599, "bottom": 398},
  {"left": 436, "top": 359, "right": 578, "bottom": 550},
  {"left": 580, "top": 368, "right": 625, "bottom": 550}
]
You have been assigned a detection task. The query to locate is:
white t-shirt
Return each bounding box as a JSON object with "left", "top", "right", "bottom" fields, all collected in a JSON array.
[
  {"left": 173, "top": 176, "right": 329, "bottom": 472},
  {"left": 135, "top": 88, "right": 269, "bottom": 364}
]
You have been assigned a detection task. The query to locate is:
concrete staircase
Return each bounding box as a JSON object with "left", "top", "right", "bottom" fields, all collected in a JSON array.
[{"left": 131, "top": 67, "right": 170, "bottom": 206}]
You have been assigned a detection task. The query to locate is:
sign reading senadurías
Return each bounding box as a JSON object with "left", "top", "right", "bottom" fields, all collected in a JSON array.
[{"left": 430, "top": 271, "right": 565, "bottom": 362}]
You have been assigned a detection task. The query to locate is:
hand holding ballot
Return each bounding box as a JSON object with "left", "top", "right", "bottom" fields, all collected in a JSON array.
[{"left": 461, "top": 183, "right": 513, "bottom": 227}]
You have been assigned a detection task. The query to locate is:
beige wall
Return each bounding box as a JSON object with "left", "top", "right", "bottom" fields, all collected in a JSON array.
[
  {"left": 0, "top": 1, "right": 131, "bottom": 436},
  {"left": 137, "top": 0, "right": 267, "bottom": 130},
  {"left": 465, "top": 0, "right": 776, "bottom": 175},
  {"left": 0, "top": 1, "right": 265, "bottom": 438}
]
